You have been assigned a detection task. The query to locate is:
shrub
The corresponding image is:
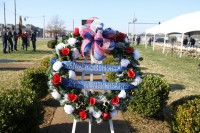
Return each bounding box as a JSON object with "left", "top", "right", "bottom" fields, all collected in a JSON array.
[
  {"left": 169, "top": 95, "right": 200, "bottom": 133},
  {"left": 20, "top": 67, "right": 48, "bottom": 98},
  {"left": 106, "top": 72, "right": 117, "bottom": 82},
  {"left": 0, "top": 87, "right": 42, "bottom": 133},
  {"left": 40, "top": 56, "right": 51, "bottom": 70},
  {"left": 128, "top": 74, "right": 170, "bottom": 117},
  {"left": 47, "top": 40, "right": 57, "bottom": 49},
  {"left": 103, "top": 55, "right": 115, "bottom": 64}
]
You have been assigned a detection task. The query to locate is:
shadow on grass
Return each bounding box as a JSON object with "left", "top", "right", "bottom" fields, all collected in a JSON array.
[
  {"left": 42, "top": 98, "right": 60, "bottom": 108},
  {"left": 143, "top": 72, "right": 165, "bottom": 77},
  {"left": 139, "top": 67, "right": 148, "bottom": 70},
  {"left": 39, "top": 120, "right": 131, "bottom": 133},
  {"left": 22, "top": 50, "right": 52, "bottom": 55},
  {"left": 0, "top": 68, "right": 27, "bottom": 71},
  {"left": 170, "top": 84, "right": 185, "bottom": 91}
]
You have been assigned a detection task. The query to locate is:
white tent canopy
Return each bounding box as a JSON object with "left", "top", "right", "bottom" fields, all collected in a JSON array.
[
  {"left": 145, "top": 11, "right": 200, "bottom": 57},
  {"left": 146, "top": 11, "right": 200, "bottom": 35}
]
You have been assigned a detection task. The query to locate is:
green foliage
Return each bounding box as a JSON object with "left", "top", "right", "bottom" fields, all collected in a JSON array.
[
  {"left": 103, "top": 55, "right": 119, "bottom": 82},
  {"left": 103, "top": 55, "right": 115, "bottom": 64},
  {"left": 20, "top": 67, "right": 48, "bottom": 98},
  {"left": 0, "top": 87, "right": 42, "bottom": 133},
  {"left": 169, "top": 95, "right": 200, "bottom": 133},
  {"left": 128, "top": 74, "right": 170, "bottom": 117},
  {"left": 106, "top": 72, "right": 117, "bottom": 82},
  {"left": 47, "top": 40, "right": 57, "bottom": 49},
  {"left": 40, "top": 56, "right": 51, "bottom": 70}
]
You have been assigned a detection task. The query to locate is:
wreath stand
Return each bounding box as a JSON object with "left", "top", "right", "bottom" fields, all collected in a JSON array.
[{"left": 71, "top": 56, "right": 115, "bottom": 133}]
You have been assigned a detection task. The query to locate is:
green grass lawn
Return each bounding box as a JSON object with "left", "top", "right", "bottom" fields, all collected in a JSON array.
[
  {"left": 0, "top": 39, "right": 53, "bottom": 89},
  {"left": 132, "top": 44, "right": 200, "bottom": 104}
]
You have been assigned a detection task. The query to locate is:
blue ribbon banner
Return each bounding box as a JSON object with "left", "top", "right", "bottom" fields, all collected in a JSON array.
[
  {"left": 62, "top": 61, "right": 124, "bottom": 73},
  {"left": 61, "top": 79, "right": 134, "bottom": 90}
]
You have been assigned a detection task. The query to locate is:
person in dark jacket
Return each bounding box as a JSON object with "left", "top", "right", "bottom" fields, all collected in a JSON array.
[
  {"left": 13, "top": 30, "right": 18, "bottom": 51},
  {"left": 190, "top": 37, "right": 196, "bottom": 47},
  {"left": 1, "top": 28, "right": 8, "bottom": 54},
  {"left": 183, "top": 37, "right": 188, "bottom": 46},
  {"left": 21, "top": 31, "right": 28, "bottom": 51},
  {"left": 7, "top": 28, "right": 14, "bottom": 52},
  {"left": 30, "top": 30, "right": 36, "bottom": 51}
]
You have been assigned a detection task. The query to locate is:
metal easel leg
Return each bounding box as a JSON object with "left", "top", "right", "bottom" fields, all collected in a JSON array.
[
  {"left": 72, "top": 119, "right": 77, "bottom": 133},
  {"left": 89, "top": 120, "right": 92, "bottom": 133},
  {"left": 109, "top": 119, "right": 115, "bottom": 133}
]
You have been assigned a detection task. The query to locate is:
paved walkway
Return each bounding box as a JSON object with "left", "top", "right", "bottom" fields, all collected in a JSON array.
[{"left": 47, "top": 107, "right": 131, "bottom": 133}]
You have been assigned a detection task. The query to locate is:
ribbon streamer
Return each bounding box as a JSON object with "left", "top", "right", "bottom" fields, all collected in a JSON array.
[
  {"left": 62, "top": 61, "right": 126, "bottom": 73},
  {"left": 61, "top": 79, "right": 134, "bottom": 90},
  {"left": 80, "top": 18, "right": 116, "bottom": 61}
]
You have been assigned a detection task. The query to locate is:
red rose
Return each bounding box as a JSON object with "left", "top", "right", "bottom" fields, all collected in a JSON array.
[
  {"left": 102, "top": 112, "right": 110, "bottom": 120},
  {"left": 52, "top": 73, "right": 62, "bottom": 85},
  {"left": 89, "top": 97, "right": 96, "bottom": 106},
  {"left": 68, "top": 94, "right": 78, "bottom": 102},
  {"left": 125, "top": 47, "right": 133, "bottom": 55},
  {"left": 127, "top": 69, "right": 136, "bottom": 78},
  {"left": 111, "top": 96, "right": 120, "bottom": 105},
  {"left": 61, "top": 48, "right": 70, "bottom": 56},
  {"left": 74, "top": 28, "right": 79, "bottom": 36},
  {"left": 79, "top": 110, "right": 88, "bottom": 120},
  {"left": 118, "top": 32, "right": 126, "bottom": 40}
]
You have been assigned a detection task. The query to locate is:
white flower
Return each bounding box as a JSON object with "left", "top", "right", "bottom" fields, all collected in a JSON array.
[
  {"left": 133, "top": 49, "right": 141, "bottom": 60},
  {"left": 68, "top": 38, "right": 77, "bottom": 46},
  {"left": 118, "top": 90, "right": 126, "bottom": 99},
  {"left": 131, "top": 75, "right": 142, "bottom": 86},
  {"left": 72, "top": 48, "right": 80, "bottom": 59},
  {"left": 120, "top": 59, "right": 130, "bottom": 67},
  {"left": 110, "top": 109, "right": 118, "bottom": 117},
  {"left": 92, "top": 110, "right": 102, "bottom": 119},
  {"left": 56, "top": 43, "right": 65, "bottom": 55},
  {"left": 64, "top": 104, "right": 75, "bottom": 114},
  {"left": 51, "top": 89, "right": 61, "bottom": 99},
  {"left": 60, "top": 94, "right": 69, "bottom": 106},
  {"left": 63, "top": 94, "right": 68, "bottom": 100},
  {"left": 96, "top": 118, "right": 103, "bottom": 124},
  {"left": 53, "top": 61, "right": 63, "bottom": 71},
  {"left": 88, "top": 107, "right": 94, "bottom": 113},
  {"left": 68, "top": 70, "right": 76, "bottom": 79},
  {"left": 116, "top": 72, "right": 124, "bottom": 77},
  {"left": 124, "top": 37, "right": 129, "bottom": 43},
  {"left": 60, "top": 99, "right": 67, "bottom": 106}
]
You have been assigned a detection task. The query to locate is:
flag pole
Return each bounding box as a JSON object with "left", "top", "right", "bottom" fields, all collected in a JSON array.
[{"left": 4, "top": 2, "right": 6, "bottom": 29}]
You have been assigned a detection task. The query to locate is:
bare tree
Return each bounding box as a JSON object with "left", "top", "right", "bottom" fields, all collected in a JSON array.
[{"left": 46, "top": 15, "right": 66, "bottom": 37}]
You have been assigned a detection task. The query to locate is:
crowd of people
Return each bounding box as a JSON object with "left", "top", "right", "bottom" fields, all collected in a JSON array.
[
  {"left": 132, "top": 35, "right": 141, "bottom": 45},
  {"left": 183, "top": 37, "right": 196, "bottom": 47},
  {"left": 1, "top": 27, "right": 37, "bottom": 54}
]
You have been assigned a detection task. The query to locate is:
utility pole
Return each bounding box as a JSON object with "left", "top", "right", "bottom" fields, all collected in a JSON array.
[
  {"left": 73, "top": 18, "right": 74, "bottom": 32},
  {"left": 4, "top": 2, "right": 6, "bottom": 29},
  {"left": 43, "top": 15, "right": 45, "bottom": 38},
  {"left": 14, "top": 0, "right": 16, "bottom": 29}
]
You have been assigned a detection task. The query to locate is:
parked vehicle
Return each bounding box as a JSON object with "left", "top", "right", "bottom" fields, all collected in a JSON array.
[{"left": 156, "top": 37, "right": 168, "bottom": 43}]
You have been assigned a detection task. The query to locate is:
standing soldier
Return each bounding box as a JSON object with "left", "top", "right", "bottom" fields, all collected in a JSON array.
[
  {"left": 21, "top": 31, "right": 28, "bottom": 51},
  {"left": 1, "top": 28, "right": 8, "bottom": 54},
  {"left": 7, "top": 28, "right": 14, "bottom": 52},
  {"left": 30, "top": 30, "right": 36, "bottom": 51},
  {"left": 13, "top": 30, "right": 18, "bottom": 51}
]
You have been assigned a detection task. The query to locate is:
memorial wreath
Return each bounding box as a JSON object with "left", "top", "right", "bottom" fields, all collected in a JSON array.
[{"left": 47, "top": 18, "right": 143, "bottom": 124}]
